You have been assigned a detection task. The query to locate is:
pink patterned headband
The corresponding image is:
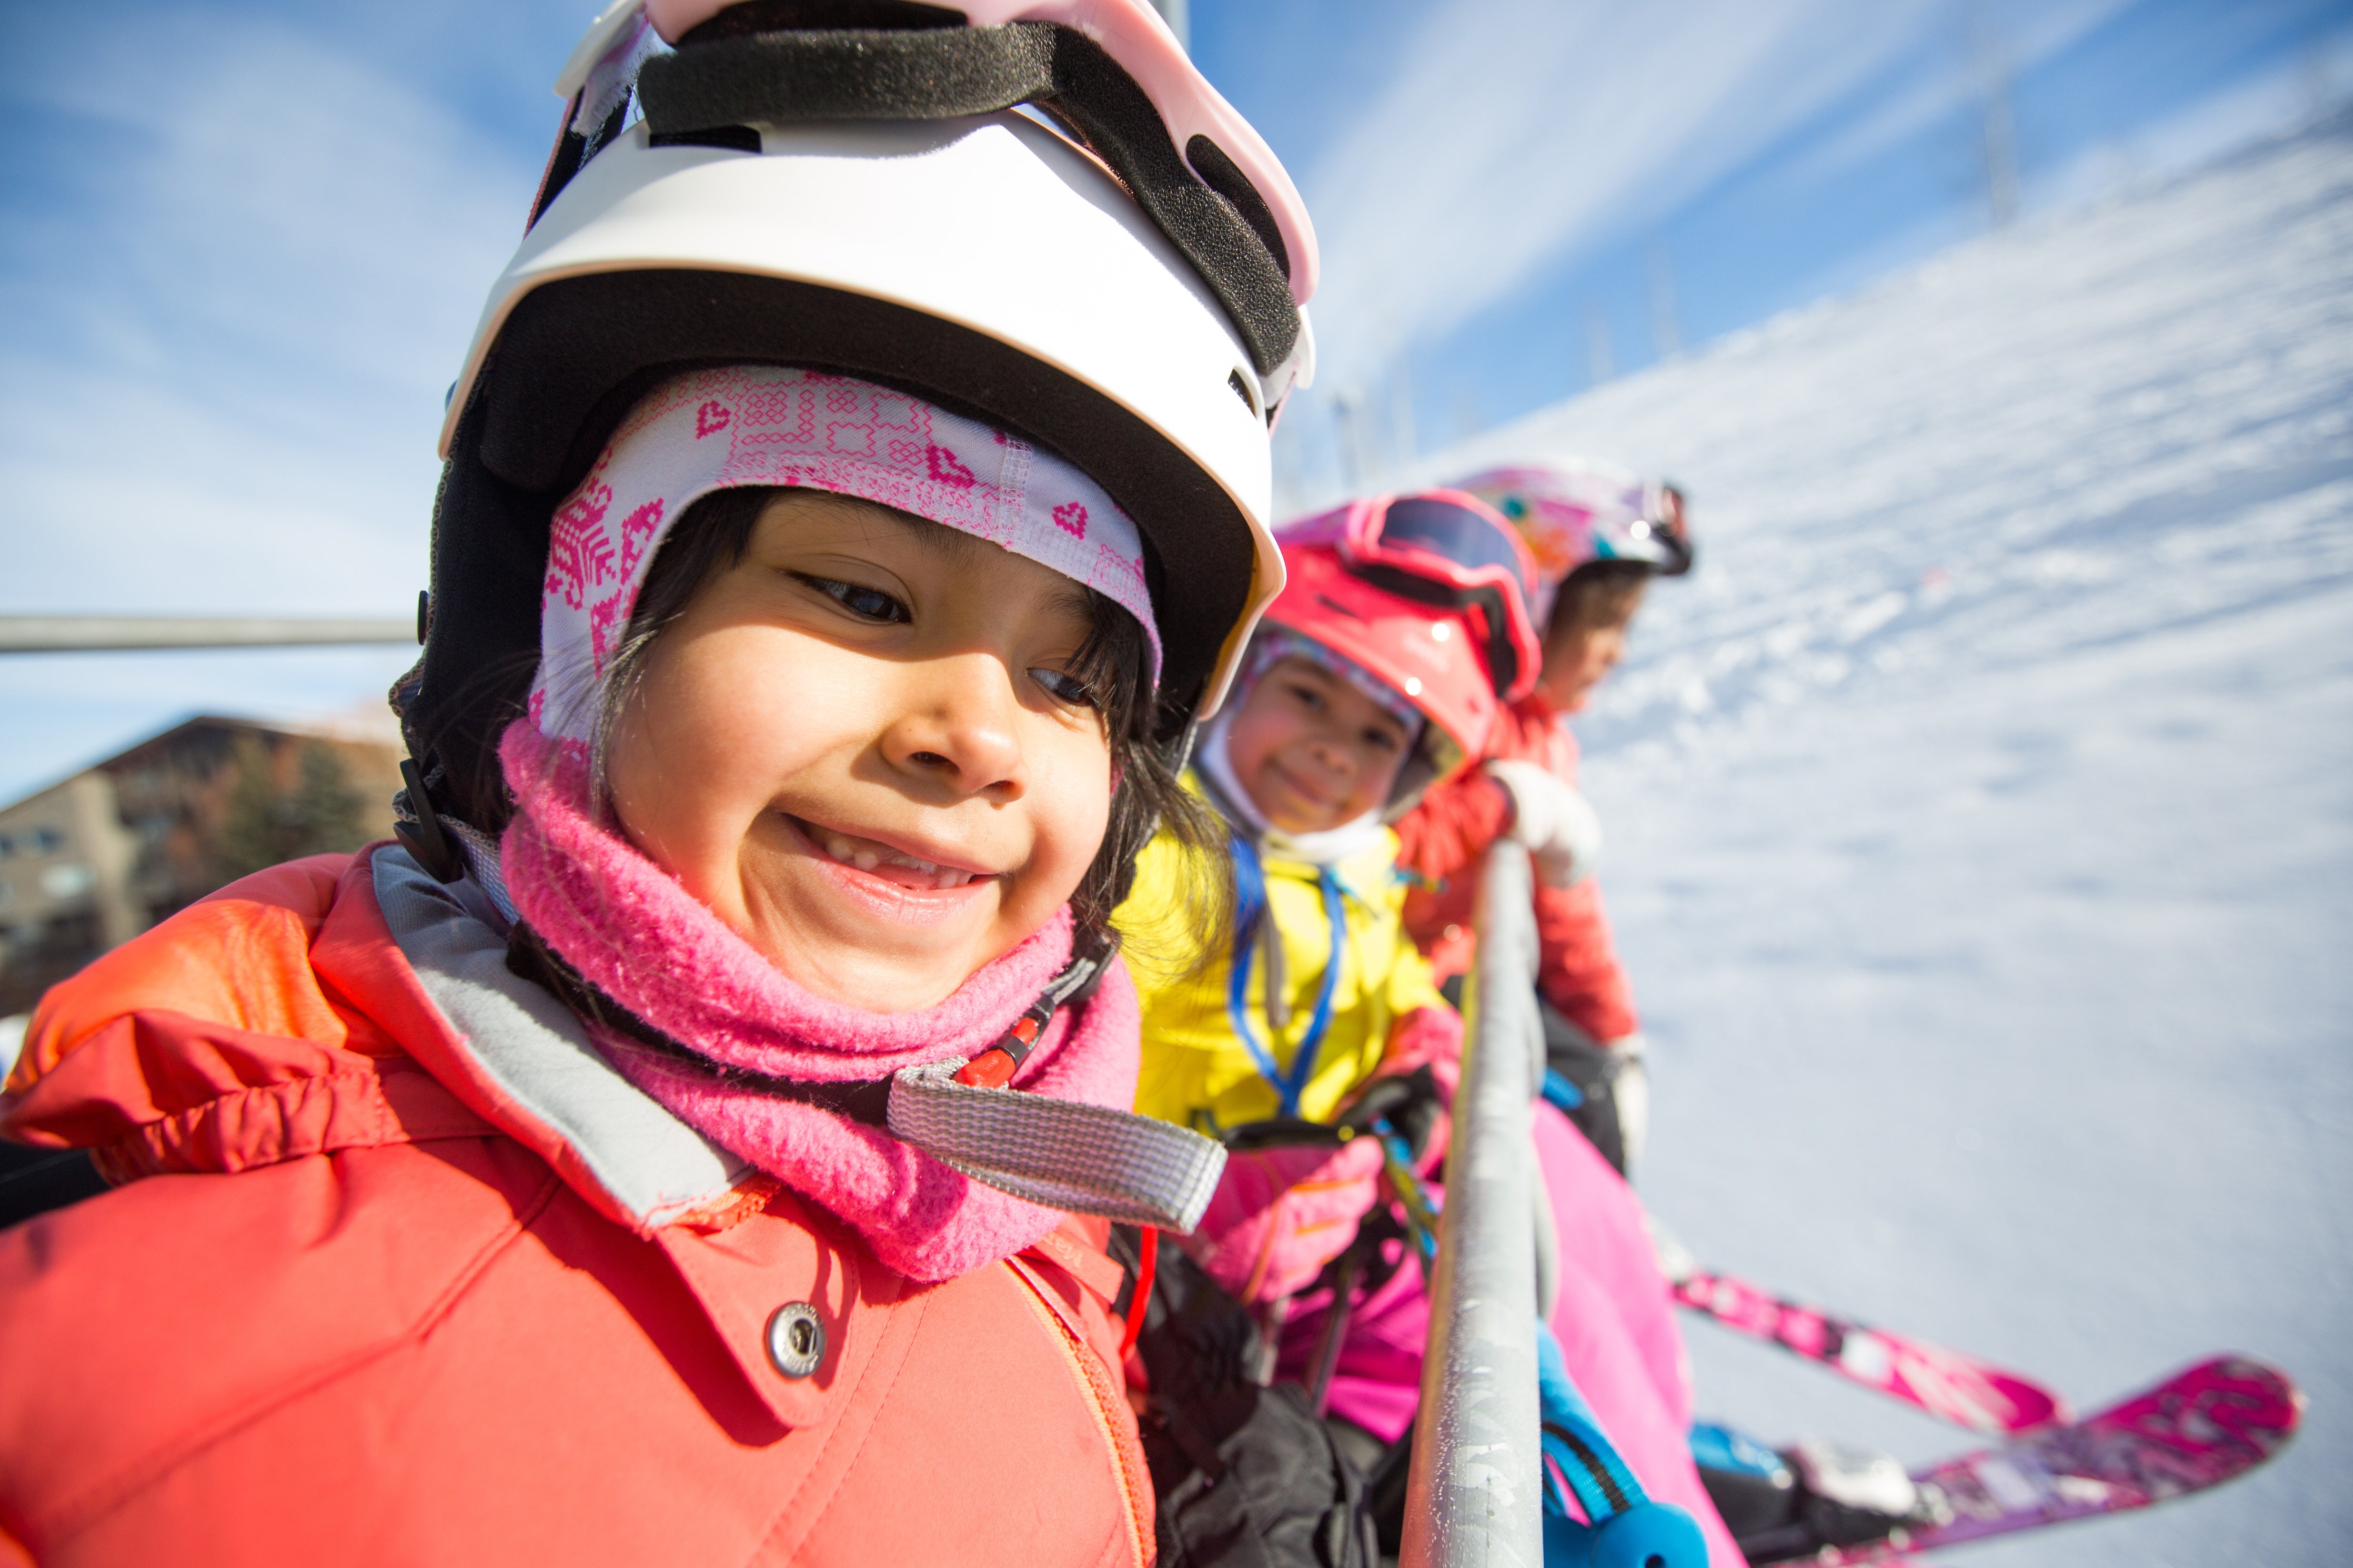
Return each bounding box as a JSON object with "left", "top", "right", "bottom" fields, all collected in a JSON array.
[{"left": 529, "top": 365, "right": 1160, "bottom": 743}]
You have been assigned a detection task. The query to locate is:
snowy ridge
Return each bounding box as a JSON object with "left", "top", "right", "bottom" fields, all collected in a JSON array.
[
  {"left": 1424, "top": 116, "right": 2352, "bottom": 1566},
  {"left": 1447, "top": 113, "right": 2353, "bottom": 778}
]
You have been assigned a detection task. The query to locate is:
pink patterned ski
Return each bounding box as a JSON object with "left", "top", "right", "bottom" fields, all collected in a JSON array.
[
  {"left": 1821, "top": 1355, "right": 2302, "bottom": 1563},
  {"left": 1673, "top": 1266, "right": 2068, "bottom": 1435}
]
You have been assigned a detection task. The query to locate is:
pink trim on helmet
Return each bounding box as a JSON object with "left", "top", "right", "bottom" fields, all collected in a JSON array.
[{"left": 642, "top": 0, "right": 1316, "bottom": 304}]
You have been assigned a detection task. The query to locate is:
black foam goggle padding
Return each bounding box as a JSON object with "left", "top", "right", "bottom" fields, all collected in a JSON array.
[
  {"left": 631, "top": 23, "right": 1301, "bottom": 378},
  {"left": 1651, "top": 485, "right": 1695, "bottom": 575},
  {"left": 1351, "top": 563, "right": 1525, "bottom": 701}
]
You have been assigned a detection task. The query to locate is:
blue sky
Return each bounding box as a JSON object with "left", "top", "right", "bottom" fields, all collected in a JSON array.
[
  {"left": 1190, "top": 0, "right": 2353, "bottom": 502},
  {"left": 2, "top": 0, "right": 2347, "bottom": 801}
]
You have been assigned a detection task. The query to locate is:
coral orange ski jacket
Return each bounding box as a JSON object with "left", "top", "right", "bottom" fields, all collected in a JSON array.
[{"left": 0, "top": 848, "right": 1152, "bottom": 1568}]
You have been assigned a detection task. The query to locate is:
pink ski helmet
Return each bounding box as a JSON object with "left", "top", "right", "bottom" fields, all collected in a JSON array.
[{"left": 1259, "top": 489, "right": 1542, "bottom": 809}]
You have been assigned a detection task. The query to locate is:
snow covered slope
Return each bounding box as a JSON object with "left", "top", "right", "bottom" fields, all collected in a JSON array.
[{"left": 1424, "top": 114, "right": 2353, "bottom": 1564}]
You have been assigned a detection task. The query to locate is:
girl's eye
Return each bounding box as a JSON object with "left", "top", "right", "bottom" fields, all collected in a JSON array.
[
  {"left": 1030, "top": 667, "right": 1099, "bottom": 708},
  {"left": 1286, "top": 682, "right": 1325, "bottom": 711},
  {"left": 793, "top": 572, "right": 909, "bottom": 624},
  {"left": 1362, "top": 727, "right": 1402, "bottom": 754}
]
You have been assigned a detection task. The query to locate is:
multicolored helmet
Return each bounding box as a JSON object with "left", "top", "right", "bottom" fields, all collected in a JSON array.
[{"left": 1449, "top": 461, "right": 1693, "bottom": 626}]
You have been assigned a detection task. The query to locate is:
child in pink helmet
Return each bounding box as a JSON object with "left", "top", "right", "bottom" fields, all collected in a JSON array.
[
  {"left": 1120, "top": 499, "right": 1501, "bottom": 1342},
  {"left": 1122, "top": 491, "right": 1744, "bottom": 1564}
]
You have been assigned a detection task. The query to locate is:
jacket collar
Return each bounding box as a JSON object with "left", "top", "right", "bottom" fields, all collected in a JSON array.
[{"left": 370, "top": 843, "right": 758, "bottom": 1233}]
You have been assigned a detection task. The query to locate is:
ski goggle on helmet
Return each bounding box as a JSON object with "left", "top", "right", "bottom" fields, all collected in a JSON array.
[
  {"left": 1279, "top": 489, "right": 1545, "bottom": 704},
  {"left": 1450, "top": 462, "right": 1693, "bottom": 625},
  {"left": 410, "top": 0, "right": 1320, "bottom": 801},
  {"left": 1262, "top": 491, "right": 1542, "bottom": 811}
]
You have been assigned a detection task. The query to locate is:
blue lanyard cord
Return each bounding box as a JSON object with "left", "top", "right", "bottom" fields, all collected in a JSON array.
[{"left": 1224, "top": 836, "right": 1349, "bottom": 1119}]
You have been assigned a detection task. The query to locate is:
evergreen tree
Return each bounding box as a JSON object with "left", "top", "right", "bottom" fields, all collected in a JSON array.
[{"left": 210, "top": 738, "right": 369, "bottom": 884}]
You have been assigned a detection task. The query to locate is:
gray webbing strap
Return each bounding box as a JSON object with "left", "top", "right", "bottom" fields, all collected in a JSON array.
[{"left": 889, "top": 1061, "right": 1225, "bottom": 1233}]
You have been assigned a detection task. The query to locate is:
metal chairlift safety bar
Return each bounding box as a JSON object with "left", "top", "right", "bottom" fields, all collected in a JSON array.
[
  {"left": 1400, "top": 841, "right": 1547, "bottom": 1568},
  {"left": 1400, "top": 841, "right": 1705, "bottom": 1568}
]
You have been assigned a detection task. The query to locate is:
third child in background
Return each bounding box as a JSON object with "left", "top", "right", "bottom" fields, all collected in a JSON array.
[{"left": 1395, "top": 461, "right": 1695, "bottom": 1175}]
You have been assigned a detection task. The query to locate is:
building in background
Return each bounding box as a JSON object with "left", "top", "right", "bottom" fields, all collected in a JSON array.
[{"left": 0, "top": 714, "right": 403, "bottom": 1018}]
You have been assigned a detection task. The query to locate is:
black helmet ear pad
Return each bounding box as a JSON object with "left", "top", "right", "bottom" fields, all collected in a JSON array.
[{"left": 413, "top": 270, "right": 1255, "bottom": 816}]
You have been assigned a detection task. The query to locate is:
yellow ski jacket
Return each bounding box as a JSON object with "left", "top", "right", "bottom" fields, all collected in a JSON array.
[{"left": 1117, "top": 814, "right": 1450, "bottom": 1134}]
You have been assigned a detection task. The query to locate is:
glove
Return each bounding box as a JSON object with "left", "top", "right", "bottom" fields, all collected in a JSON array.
[
  {"left": 1339, "top": 1062, "right": 1449, "bottom": 1169},
  {"left": 1541, "top": 1003, "right": 1649, "bottom": 1179},
  {"left": 1487, "top": 758, "right": 1603, "bottom": 889},
  {"left": 1612, "top": 1043, "right": 1650, "bottom": 1175},
  {"left": 1179, "top": 1136, "right": 1386, "bottom": 1306}
]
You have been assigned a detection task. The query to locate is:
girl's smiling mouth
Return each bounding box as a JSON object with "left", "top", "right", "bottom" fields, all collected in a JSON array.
[
  {"left": 1261, "top": 756, "right": 1346, "bottom": 822},
  {"left": 782, "top": 813, "right": 998, "bottom": 893}
]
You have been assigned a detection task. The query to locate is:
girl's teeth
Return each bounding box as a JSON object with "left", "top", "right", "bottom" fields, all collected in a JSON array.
[{"left": 811, "top": 823, "right": 977, "bottom": 887}]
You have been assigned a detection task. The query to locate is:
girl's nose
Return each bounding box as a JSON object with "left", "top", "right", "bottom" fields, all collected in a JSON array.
[
  {"left": 1305, "top": 734, "right": 1357, "bottom": 778},
  {"left": 882, "top": 653, "right": 1028, "bottom": 801}
]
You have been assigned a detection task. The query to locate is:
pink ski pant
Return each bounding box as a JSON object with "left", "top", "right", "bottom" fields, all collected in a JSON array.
[{"left": 1273, "top": 1101, "right": 1748, "bottom": 1567}]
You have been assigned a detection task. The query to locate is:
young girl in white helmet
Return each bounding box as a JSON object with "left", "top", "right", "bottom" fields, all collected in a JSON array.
[{"left": 0, "top": 4, "right": 1315, "bottom": 1563}]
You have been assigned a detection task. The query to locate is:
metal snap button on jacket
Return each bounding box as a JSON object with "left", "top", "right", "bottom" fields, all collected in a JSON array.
[{"left": 765, "top": 1302, "right": 826, "bottom": 1379}]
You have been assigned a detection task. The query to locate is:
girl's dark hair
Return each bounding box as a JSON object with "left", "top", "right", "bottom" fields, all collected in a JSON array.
[
  {"left": 1546, "top": 559, "right": 1652, "bottom": 642},
  {"left": 591, "top": 485, "right": 1226, "bottom": 958}
]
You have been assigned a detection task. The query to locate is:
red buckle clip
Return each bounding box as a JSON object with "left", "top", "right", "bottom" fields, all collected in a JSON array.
[
  {"left": 954, "top": 1047, "right": 1018, "bottom": 1089},
  {"left": 953, "top": 1014, "right": 1045, "bottom": 1089}
]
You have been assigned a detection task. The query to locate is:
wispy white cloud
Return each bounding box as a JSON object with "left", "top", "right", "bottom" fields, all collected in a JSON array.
[
  {"left": 1759, "top": 0, "right": 2138, "bottom": 196},
  {"left": 0, "top": 7, "right": 541, "bottom": 796},
  {"left": 2025, "top": 18, "right": 2353, "bottom": 213},
  {"left": 1300, "top": 0, "right": 1959, "bottom": 388},
  {"left": 1, "top": 11, "right": 536, "bottom": 616}
]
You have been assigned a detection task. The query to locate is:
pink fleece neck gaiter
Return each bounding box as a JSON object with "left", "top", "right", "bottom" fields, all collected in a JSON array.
[{"left": 498, "top": 725, "right": 1140, "bottom": 1282}]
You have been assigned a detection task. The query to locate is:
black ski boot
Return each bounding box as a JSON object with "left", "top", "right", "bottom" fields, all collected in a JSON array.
[{"left": 1694, "top": 1424, "right": 1953, "bottom": 1563}]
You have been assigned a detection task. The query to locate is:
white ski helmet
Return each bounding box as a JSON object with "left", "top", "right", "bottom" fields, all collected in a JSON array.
[{"left": 411, "top": 0, "right": 1317, "bottom": 801}]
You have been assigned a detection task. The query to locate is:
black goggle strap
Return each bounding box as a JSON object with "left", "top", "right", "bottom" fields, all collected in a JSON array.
[
  {"left": 629, "top": 23, "right": 1301, "bottom": 379},
  {"left": 1346, "top": 563, "right": 1524, "bottom": 700},
  {"left": 1648, "top": 484, "right": 1695, "bottom": 575}
]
